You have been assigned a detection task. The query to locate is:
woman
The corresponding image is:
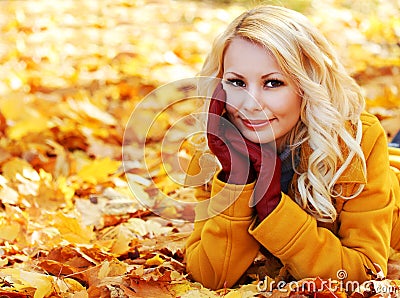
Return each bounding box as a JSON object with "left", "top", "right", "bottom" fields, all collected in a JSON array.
[{"left": 184, "top": 5, "right": 400, "bottom": 290}]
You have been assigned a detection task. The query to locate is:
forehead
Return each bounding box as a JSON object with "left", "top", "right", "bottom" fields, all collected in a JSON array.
[{"left": 223, "top": 37, "right": 280, "bottom": 72}]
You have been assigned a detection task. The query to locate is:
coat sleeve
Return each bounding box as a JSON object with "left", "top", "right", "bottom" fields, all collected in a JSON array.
[
  {"left": 249, "top": 117, "right": 394, "bottom": 283},
  {"left": 184, "top": 151, "right": 260, "bottom": 290}
]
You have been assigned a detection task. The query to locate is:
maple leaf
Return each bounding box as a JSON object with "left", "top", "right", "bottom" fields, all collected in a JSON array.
[
  {"left": 53, "top": 211, "right": 95, "bottom": 244},
  {"left": 77, "top": 157, "right": 121, "bottom": 184},
  {"left": 0, "top": 269, "right": 53, "bottom": 298}
]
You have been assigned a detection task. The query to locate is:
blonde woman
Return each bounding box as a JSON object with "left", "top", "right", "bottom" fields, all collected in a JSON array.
[{"left": 184, "top": 5, "right": 400, "bottom": 290}]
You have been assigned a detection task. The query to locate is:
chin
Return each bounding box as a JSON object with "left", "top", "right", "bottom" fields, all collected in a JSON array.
[{"left": 243, "top": 131, "right": 275, "bottom": 145}]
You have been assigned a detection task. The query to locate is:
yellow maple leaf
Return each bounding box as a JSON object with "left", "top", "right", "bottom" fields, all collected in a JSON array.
[
  {"left": 77, "top": 157, "right": 121, "bottom": 184},
  {"left": 53, "top": 211, "right": 94, "bottom": 244},
  {"left": 0, "top": 268, "right": 53, "bottom": 298},
  {"left": 7, "top": 117, "right": 48, "bottom": 140}
]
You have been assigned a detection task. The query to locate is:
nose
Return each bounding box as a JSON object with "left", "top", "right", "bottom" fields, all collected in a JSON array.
[{"left": 242, "top": 86, "right": 263, "bottom": 111}]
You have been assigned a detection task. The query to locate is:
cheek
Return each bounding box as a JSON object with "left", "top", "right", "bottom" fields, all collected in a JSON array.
[
  {"left": 286, "top": 101, "right": 301, "bottom": 117},
  {"left": 272, "top": 94, "right": 301, "bottom": 117},
  {"left": 291, "top": 97, "right": 302, "bottom": 118},
  {"left": 284, "top": 100, "right": 301, "bottom": 129},
  {"left": 224, "top": 89, "right": 244, "bottom": 111}
]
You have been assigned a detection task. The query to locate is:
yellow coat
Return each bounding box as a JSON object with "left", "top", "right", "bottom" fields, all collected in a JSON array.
[{"left": 185, "top": 112, "right": 400, "bottom": 290}]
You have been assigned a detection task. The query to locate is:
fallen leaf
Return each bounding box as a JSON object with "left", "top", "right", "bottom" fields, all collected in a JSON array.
[
  {"left": 0, "top": 269, "right": 53, "bottom": 298},
  {"left": 53, "top": 211, "right": 95, "bottom": 244},
  {"left": 77, "top": 157, "right": 121, "bottom": 184}
]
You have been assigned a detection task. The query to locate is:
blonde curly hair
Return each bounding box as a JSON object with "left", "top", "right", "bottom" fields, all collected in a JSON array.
[{"left": 199, "top": 5, "right": 366, "bottom": 222}]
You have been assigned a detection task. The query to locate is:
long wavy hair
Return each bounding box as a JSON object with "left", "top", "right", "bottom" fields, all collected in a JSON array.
[{"left": 198, "top": 5, "right": 366, "bottom": 222}]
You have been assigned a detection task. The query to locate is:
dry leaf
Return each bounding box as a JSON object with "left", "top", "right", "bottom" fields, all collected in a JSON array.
[
  {"left": 53, "top": 211, "right": 95, "bottom": 244},
  {"left": 77, "top": 157, "right": 121, "bottom": 184},
  {"left": 0, "top": 269, "right": 53, "bottom": 298}
]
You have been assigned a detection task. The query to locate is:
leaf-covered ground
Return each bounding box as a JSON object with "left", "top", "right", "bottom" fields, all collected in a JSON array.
[{"left": 0, "top": 0, "right": 399, "bottom": 297}]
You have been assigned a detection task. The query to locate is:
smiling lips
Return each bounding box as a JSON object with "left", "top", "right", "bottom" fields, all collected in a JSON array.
[{"left": 241, "top": 118, "right": 274, "bottom": 130}]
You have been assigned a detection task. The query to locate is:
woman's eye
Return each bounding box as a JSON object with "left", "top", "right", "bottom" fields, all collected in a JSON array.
[
  {"left": 265, "top": 79, "right": 284, "bottom": 88},
  {"left": 226, "top": 79, "right": 246, "bottom": 88}
]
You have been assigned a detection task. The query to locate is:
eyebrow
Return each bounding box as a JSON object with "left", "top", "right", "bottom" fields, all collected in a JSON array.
[{"left": 224, "top": 71, "right": 283, "bottom": 79}]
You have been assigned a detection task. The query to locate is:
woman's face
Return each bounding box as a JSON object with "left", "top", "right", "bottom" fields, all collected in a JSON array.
[{"left": 222, "top": 37, "right": 301, "bottom": 146}]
